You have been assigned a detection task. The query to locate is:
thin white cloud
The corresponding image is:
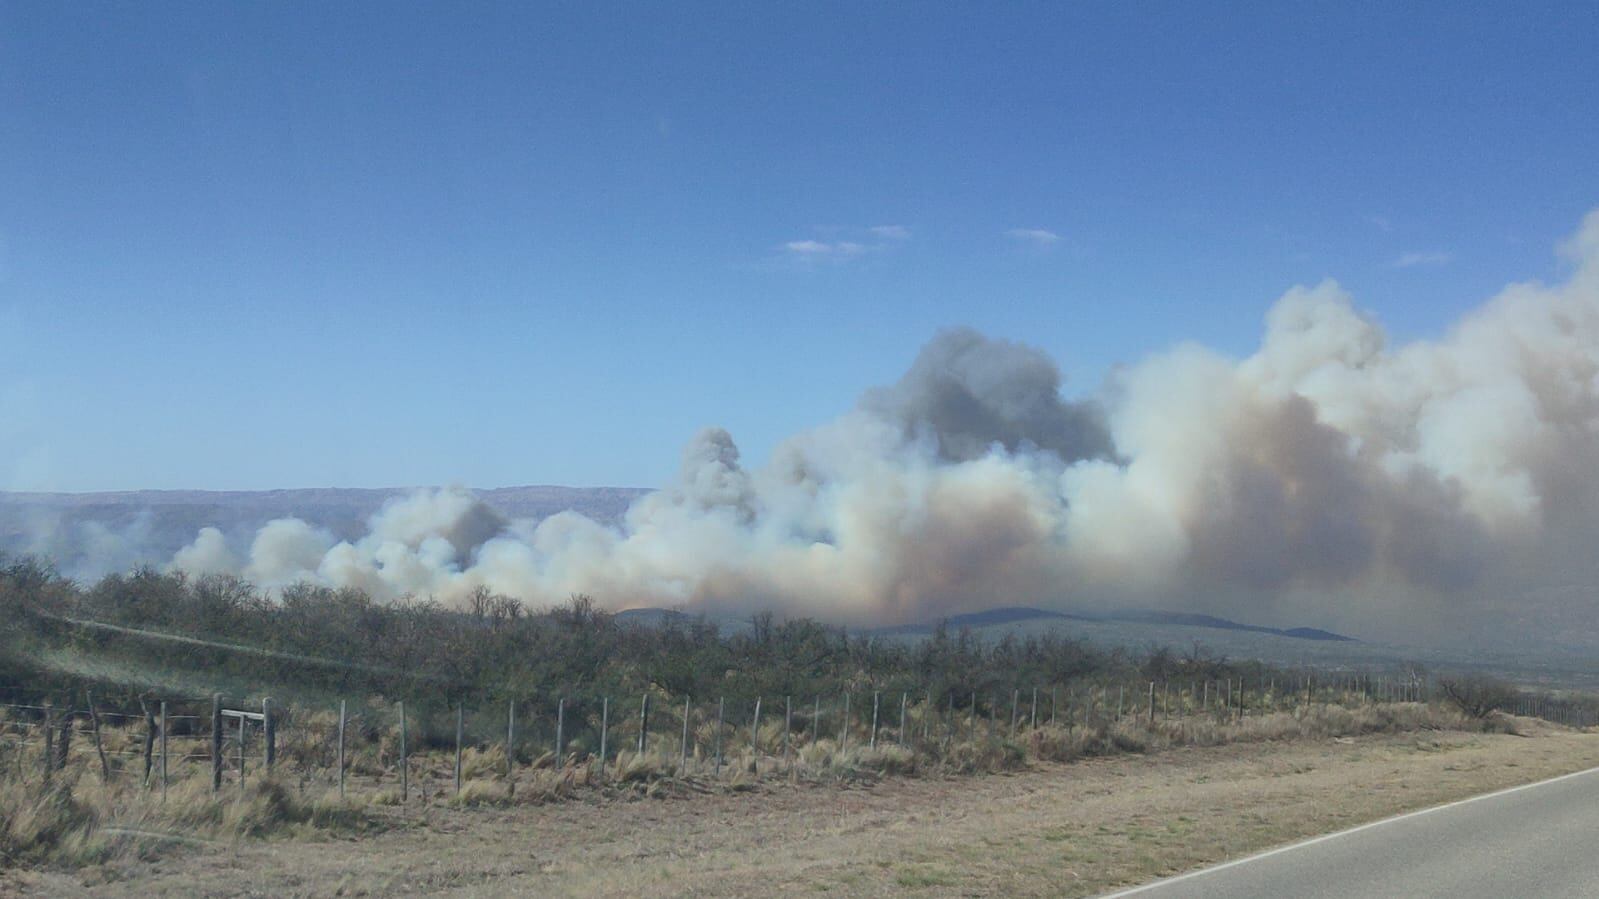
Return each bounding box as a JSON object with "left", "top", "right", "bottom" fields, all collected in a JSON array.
[
  {"left": 784, "top": 239, "right": 866, "bottom": 258},
  {"left": 1006, "top": 228, "right": 1060, "bottom": 246},
  {"left": 780, "top": 225, "right": 909, "bottom": 264},
  {"left": 1366, "top": 214, "right": 1394, "bottom": 233},
  {"left": 1392, "top": 251, "right": 1453, "bottom": 268}
]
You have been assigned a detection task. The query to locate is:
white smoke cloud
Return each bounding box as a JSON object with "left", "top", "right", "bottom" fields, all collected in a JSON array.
[
  {"left": 167, "top": 526, "right": 237, "bottom": 578},
  {"left": 169, "top": 210, "right": 1599, "bottom": 640}
]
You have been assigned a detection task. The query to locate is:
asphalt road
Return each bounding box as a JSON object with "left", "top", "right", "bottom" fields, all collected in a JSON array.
[{"left": 1103, "top": 764, "right": 1599, "bottom": 898}]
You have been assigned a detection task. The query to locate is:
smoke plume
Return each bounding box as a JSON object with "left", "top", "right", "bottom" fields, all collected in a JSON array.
[{"left": 164, "top": 210, "right": 1599, "bottom": 641}]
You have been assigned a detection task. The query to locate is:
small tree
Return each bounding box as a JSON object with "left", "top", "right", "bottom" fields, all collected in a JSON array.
[{"left": 1437, "top": 675, "right": 1515, "bottom": 719}]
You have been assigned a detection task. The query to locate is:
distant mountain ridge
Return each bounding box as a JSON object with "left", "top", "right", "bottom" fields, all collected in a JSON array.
[
  {"left": 900, "top": 606, "right": 1355, "bottom": 642},
  {"left": 615, "top": 604, "right": 1356, "bottom": 643}
]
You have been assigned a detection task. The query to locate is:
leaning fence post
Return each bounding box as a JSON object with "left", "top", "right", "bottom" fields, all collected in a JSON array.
[
  {"left": 86, "top": 691, "right": 111, "bottom": 782},
  {"left": 1147, "top": 681, "right": 1155, "bottom": 724},
  {"left": 1010, "top": 690, "right": 1019, "bottom": 737},
  {"left": 784, "top": 695, "right": 793, "bottom": 766},
  {"left": 1050, "top": 687, "right": 1057, "bottom": 726},
  {"left": 338, "top": 699, "right": 347, "bottom": 800},
  {"left": 211, "top": 694, "right": 223, "bottom": 793},
  {"left": 1030, "top": 688, "right": 1038, "bottom": 731},
  {"left": 898, "top": 692, "right": 908, "bottom": 745},
  {"left": 841, "top": 693, "right": 851, "bottom": 751},
  {"left": 969, "top": 691, "right": 978, "bottom": 743}
]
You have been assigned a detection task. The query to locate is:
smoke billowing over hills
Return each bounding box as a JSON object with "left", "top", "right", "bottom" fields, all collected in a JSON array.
[{"left": 19, "top": 211, "right": 1599, "bottom": 645}]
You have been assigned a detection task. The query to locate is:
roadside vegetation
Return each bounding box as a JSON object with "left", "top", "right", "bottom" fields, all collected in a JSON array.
[{"left": 0, "top": 552, "right": 1584, "bottom": 875}]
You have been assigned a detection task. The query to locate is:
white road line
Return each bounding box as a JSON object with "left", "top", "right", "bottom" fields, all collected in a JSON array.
[{"left": 1097, "top": 761, "right": 1599, "bottom": 898}]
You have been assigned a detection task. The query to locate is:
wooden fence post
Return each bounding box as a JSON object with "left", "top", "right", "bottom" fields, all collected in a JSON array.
[
  {"left": 813, "top": 696, "right": 821, "bottom": 747},
  {"left": 555, "top": 698, "right": 565, "bottom": 764},
  {"left": 159, "top": 700, "right": 168, "bottom": 802},
  {"left": 263, "top": 697, "right": 276, "bottom": 772},
  {"left": 597, "top": 697, "right": 608, "bottom": 776},
  {"left": 784, "top": 696, "right": 793, "bottom": 767},
  {"left": 42, "top": 700, "right": 53, "bottom": 782},
  {"left": 398, "top": 700, "right": 408, "bottom": 804},
  {"left": 141, "top": 698, "right": 156, "bottom": 785},
  {"left": 751, "top": 697, "right": 763, "bottom": 771},
  {"left": 1050, "top": 687, "right": 1057, "bottom": 727},
  {"left": 870, "top": 692, "right": 879, "bottom": 750},
  {"left": 337, "top": 700, "right": 347, "bottom": 800},
  {"left": 211, "top": 694, "right": 223, "bottom": 793},
  {"left": 841, "top": 693, "right": 850, "bottom": 751},
  {"left": 898, "top": 692, "right": 908, "bottom": 745},
  {"left": 238, "top": 702, "right": 247, "bottom": 794},
  {"left": 454, "top": 702, "right": 464, "bottom": 795},
  {"left": 1010, "top": 690, "right": 1019, "bottom": 737},
  {"left": 714, "top": 697, "right": 724, "bottom": 774},
  {"left": 946, "top": 691, "right": 956, "bottom": 745},
  {"left": 1030, "top": 687, "right": 1038, "bottom": 731},
  {"left": 969, "top": 691, "right": 978, "bottom": 744},
  {"left": 638, "top": 693, "right": 650, "bottom": 754},
  {"left": 1147, "top": 682, "right": 1155, "bottom": 724},
  {"left": 507, "top": 700, "right": 517, "bottom": 786},
  {"left": 680, "top": 696, "right": 691, "bottom": 773}
]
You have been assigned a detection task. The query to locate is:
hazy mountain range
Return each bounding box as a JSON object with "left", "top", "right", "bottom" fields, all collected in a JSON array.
[{"left": 0, "top": 486, "right": 651, "bottom": 575}]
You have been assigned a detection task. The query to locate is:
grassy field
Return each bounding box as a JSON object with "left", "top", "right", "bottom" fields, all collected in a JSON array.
[{"left": 5, "top": 706, "right": 1597, "bottom": 897}]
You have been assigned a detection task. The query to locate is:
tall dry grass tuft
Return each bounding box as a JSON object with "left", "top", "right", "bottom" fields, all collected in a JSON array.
[{"left": 0, "top": 764, "right": 372, "bottom": 869}]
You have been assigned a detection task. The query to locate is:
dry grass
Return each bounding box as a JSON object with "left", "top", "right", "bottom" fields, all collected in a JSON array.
[
  {"left": 0, "top": 699, "right": 1553, "bottom": 884},
  {"left": 9, "top": 717, "right": 1597, "bottom": 897},
  {"left": 0, "top": 770, "right": 370, "bottom": 871}
]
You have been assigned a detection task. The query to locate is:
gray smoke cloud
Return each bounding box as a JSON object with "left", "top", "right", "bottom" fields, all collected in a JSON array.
[
  {"left": 861, "top": 327, "right": 1115, "bottom": 463},
  {"left": 158, "top": 210, "right": 1599, "bottom": 642}
]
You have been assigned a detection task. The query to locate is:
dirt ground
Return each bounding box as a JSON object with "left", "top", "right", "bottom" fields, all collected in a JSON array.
[{"left": 8, "top": 724, "right": 1599, "bottom": 898}]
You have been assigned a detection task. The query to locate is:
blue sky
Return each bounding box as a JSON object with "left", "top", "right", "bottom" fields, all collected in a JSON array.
[{"left": 2, "top": 2, "right": 1597, "bottom": 491}]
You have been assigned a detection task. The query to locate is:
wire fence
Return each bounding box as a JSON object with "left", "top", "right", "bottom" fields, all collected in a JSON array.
[{"left": 2, "top": 673, "right": 1593, "bottom": 805}]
